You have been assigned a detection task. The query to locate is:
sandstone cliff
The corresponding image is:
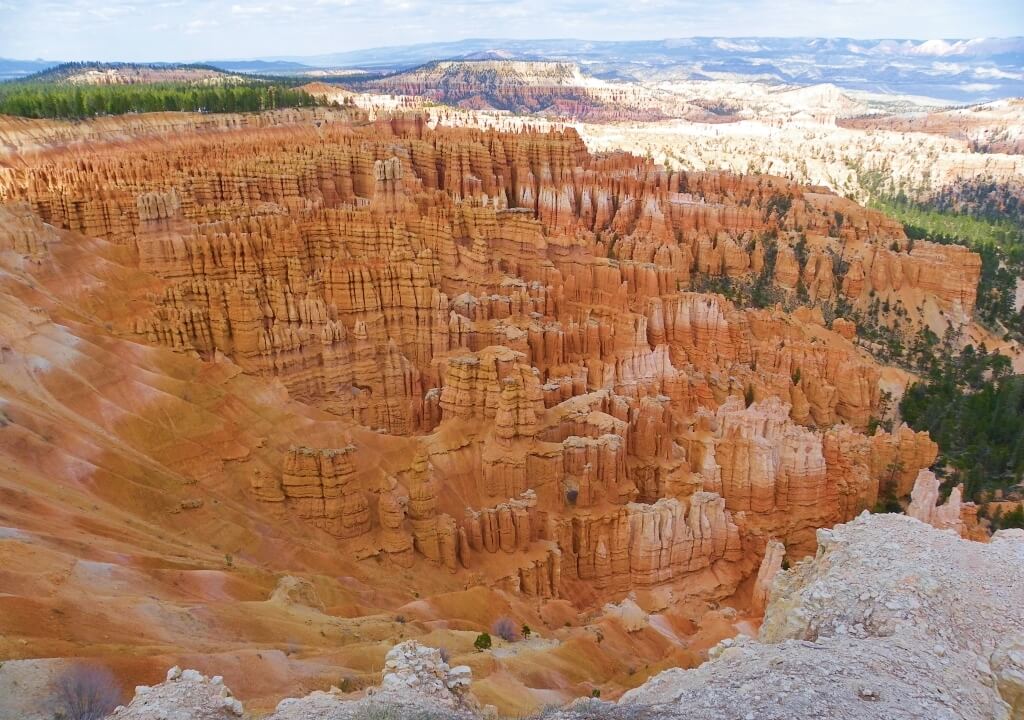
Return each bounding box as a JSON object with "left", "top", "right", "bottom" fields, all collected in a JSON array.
[
  {"left": 0, "top": 111, "right": 957, "bottom": 605},
  {"left": 0, "top": 108, "right": 977, "bottom": 717}
]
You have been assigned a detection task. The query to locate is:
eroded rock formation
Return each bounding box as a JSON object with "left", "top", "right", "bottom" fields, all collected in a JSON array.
[
  {"left": 906, "top": 469, "right": 972, "bottom": 535},
  {"left": 0, "top": 107, "right": 958, "bottom": 630}
]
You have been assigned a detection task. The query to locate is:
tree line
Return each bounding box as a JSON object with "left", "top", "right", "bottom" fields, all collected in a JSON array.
[
  {"left": 869, "top": 195, "right": 1024, "bottom": 340},
  {"left": 0, "top": 81, "right": 326, "bottom": 119}
]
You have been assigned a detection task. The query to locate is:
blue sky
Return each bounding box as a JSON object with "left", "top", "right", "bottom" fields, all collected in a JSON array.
[{"left": 0, "top": 0, "right": 1021, "bottom": 62}]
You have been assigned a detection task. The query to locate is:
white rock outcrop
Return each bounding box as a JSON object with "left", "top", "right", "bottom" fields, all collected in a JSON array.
[
  {"left": 268, "top": 641, "right": 476, "bottom": 720},
  {"left": 614, "top": 513, "right": 1024, "bottom": 720},
  {"left": 906, "top": 469, "right": 965, "bottom": 534},
  {"left": 751, "top": 538, "right": 785, "bottom": 613},
  {"left": 107, "top": 666, "right": 243, "bottom": 720},
  {"left": 601, "top": 596, "right": 649, "bottom": 632},
  {"left": 378, "top": 641, "right": 472, "bottom": 704}
]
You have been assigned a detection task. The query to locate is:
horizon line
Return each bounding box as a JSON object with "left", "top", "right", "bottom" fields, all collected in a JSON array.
[{"left": 3, "top": 34, "right": 1023, "bottom": 65}]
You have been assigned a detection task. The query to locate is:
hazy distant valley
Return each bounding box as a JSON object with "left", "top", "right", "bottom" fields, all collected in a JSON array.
[{"left": 6, "top": 35, "right": 1024, "bottom": 101}]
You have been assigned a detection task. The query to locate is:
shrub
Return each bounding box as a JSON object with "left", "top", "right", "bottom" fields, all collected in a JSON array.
[
  {"left": 492, "top": 616, "right": 518, "bottom": 642},
  {"left": 521, "top": 624, "right": 532, "bottom": 638},
  {"left": 474, "top": 632, "right": 492, "bottom": 651},
  {"left": 51, "top": 663, "right": 121, "bottom": 720},
  {"left": 525, "top": 698, "right": 657, "bottom": 719},
  {"left": 353, "top": 702, "right": 454, "bottom": 720}
]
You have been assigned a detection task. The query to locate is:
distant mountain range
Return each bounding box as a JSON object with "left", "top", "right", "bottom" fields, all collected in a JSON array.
[
  {"left": 0, "top": 58, "right": 62, "bottom": 81},
  {"left": 262, "top": 37, "right": 1024, "bottom": 103},
  {"left": 4, "top": 37, "right": 1023, "bottom": 103}
]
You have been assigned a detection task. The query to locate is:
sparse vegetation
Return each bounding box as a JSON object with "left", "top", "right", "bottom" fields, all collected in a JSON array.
[
  {"left": 750, "top": 236, "right": 780, "bottom": 309},
  {"left": 525, "top": 698, "right": 658, "bottom": 719},
  {"left": 691, "top": 233, "right": 783, "bottom": 310},
  {"left": 764, "top": 193, "right": 793, "bottom": 221},
  {"left": 492, "top": 616, "right": 518, "bottom": 642},
  {"left": 51, "top": 663, "right": 121, "bottom": 720},
  {"left": 351, "top": 702, "right": 454, "bottom": 720},
  {"left": 984, "top": 503, "right": 1024, "bottom": 530},
  {"left": 473, "top": 632, "right": 492, "bottom": 651}
]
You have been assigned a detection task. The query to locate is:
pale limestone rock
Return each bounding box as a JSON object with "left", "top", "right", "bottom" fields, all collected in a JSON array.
[
  {"left": 907, "top": 469, "right": 965, "bottom": 535},
  {"left": 751, "top": 539, "right": 785, "bottom": 613},
  {"left": 269, "top": 575, "right": 324, "bottom": 611},
  {"left": 602, "top": 596, "right": 649, "bottom": 632},
  {"left": 108, "top": 668, "right": 243, "bottom": 720}
]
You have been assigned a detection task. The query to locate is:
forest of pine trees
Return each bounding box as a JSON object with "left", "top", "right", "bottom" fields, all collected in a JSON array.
[
  {"left": 0, "top": 81, "right": 325, "bottom": 119},
  {"left": 900, "top": 333, "right": 1024, "bottom": 502}
]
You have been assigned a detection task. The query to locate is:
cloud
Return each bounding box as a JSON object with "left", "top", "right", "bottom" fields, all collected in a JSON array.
[
  {"left": 231, "top": 3, "right": 272, "bottom": 14},
  {"left": 89, "top": 3, "right": 137, "bottom": 18},
  {"left": 1, "top": 0, "right": 1020, "bottom": 63},
  {"left": 184, "top": 17, "right": 219, "bottom": 34}
]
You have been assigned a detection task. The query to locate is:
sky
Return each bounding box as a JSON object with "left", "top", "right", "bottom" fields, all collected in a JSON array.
[{"left": 0, "top": 0, "right": 1022, "bottom": 62}]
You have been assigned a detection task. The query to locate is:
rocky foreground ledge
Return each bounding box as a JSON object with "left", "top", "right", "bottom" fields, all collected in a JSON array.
[{"left": 108, "top": 513, "right": 1024, "bottom": 720}]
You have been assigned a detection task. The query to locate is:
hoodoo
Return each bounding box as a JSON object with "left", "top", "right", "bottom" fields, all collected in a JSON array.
[{"left": 1, "top": 16, "right": 1021, "bottom": 720}]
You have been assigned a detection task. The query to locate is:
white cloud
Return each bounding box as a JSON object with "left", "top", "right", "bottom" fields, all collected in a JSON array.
[
  {"left": 89, "top": 4, "right": 137, "bottom": 19},
  {"left": 231, "top": 3, "right": 272, "bottom": 14},
  {"left": 974, "top": 66, "right": 1023, "bottom": 80},
  {"left": 184, "top": 18, "right": 219, "bottom": 34},
  {"left": 959, "top": 82, "right": 998, "bottom": 92},
  {"left": 2, "top": 0, "right": 1020, "bottom": 64}
]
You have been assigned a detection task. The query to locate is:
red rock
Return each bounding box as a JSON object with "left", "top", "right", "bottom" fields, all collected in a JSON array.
[{"left": 0, "top": 108, "right": 960, "bottom": 614}]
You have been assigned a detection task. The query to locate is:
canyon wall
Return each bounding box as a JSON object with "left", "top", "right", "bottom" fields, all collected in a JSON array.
[{"left": 0, "top": 111, "right": 969, "bottom": 608}]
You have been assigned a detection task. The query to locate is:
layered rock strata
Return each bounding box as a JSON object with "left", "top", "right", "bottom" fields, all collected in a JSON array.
[{"left": 0, "top": 110, "right": 965, "bottom": 611}]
